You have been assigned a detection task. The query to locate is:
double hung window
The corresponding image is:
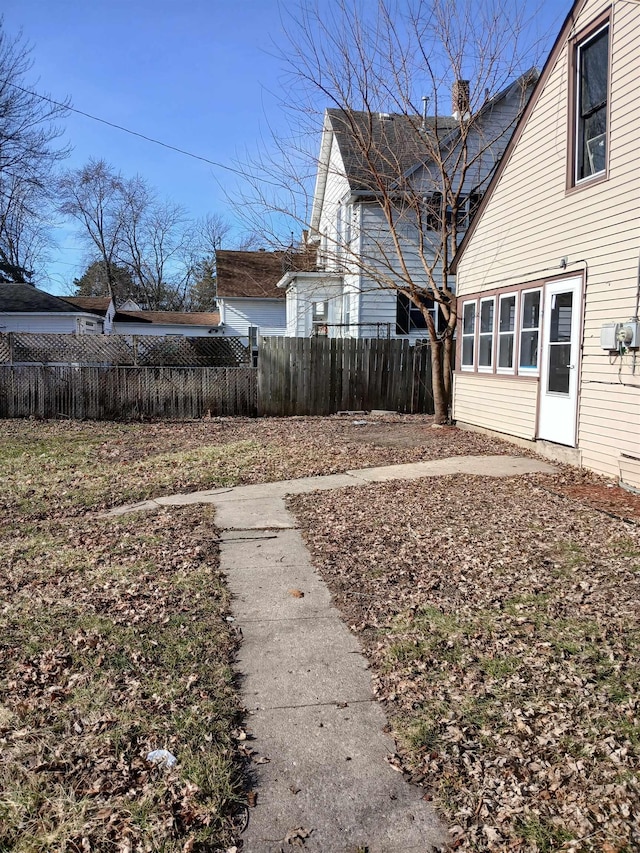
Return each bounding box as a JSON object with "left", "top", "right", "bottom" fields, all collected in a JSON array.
[
  {"left": 519, "top": 290, "right": 541, "bottom": 371},
  {"left": 574, "top": 23, "right": 609, "bottom": 183},
  {"left": 461, "top": 301, "right": 476, "bottom": 369},
  {"left": 478, "top": 298, "right": 495, "bottom": 370},
  {"left": 497, "top": 294, "right": 517, "bottom": 372}
]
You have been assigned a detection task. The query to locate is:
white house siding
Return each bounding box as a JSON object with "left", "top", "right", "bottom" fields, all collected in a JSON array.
[
  {"left": 454, "top": 0, "right": 640, "bottom": 487},
  {"left": 0, "top": 314, "right": 102, "bottom": 334},
  {"left": 317, "top": 135, "right": 351, "bottom": 268},
  {"left": 286, "top": 280, "right": 343, "bottom": 337},
  {"left": 218, "top": 298, "right": 286, "bottom": 340},
  {"left": 357, "top": 203, "right": 443, "bottom": 338},
  {"left": 111, "top": 322, "right": 219, "bottom": 337}
]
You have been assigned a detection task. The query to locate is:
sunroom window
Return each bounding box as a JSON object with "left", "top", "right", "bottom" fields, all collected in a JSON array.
[
  {"left": 575, "top": 24, "right": 609, "bottom": 182},
  {"left": 497, "top": 293, "right": 517, "bottom": 371},
  {"left": 478, "top": 298, "right": 495, "bottom": 369},
  {"left": 519, "top": 290, "right": 541, "bottom": 372},
  {"left": 461, "top": 301, "right": 476, "bottom": 369}
]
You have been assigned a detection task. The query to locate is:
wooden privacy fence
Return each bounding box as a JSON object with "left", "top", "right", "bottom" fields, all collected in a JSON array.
[
  {"left": 0, "top": 365, "right": 257, "bottom": 420},
  {"left": 258, "top": 336, "right": 434, "bottom": 416}
]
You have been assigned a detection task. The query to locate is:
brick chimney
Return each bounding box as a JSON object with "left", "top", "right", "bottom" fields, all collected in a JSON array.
[{"left": 452, "top": 79, "right": 470, "bottom": 120}]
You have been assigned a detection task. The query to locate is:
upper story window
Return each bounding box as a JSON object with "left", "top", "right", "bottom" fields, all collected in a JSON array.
[
  {"left": 396, "top": 292, "right": 446, "bottom": 336},
  {"left": 424, "top": 192, "right": 482, "bottom": 232},
  {"left": 574, "top": 23, "right": 609, "bottom": 184}
]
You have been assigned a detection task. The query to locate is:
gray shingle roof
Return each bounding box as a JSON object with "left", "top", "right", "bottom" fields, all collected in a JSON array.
[
  {"left": 0, "top": 283, "right": 85, "bottom": 314},
  {"left": 326, "top": 109, "right": 458, "bottom": 191}
]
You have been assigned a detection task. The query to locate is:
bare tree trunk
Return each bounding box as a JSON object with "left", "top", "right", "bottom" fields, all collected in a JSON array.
[
  {"left": 430, "top": 335, "right": 448, "bottom": 424},
  {"left": 443, "top": 330, "right": 454, "bottom": 413}
]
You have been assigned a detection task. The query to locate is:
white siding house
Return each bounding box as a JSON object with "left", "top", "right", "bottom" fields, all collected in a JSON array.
[
  {"left": 450, "top": 0, "right": 640, "bottom": 491},
  {"left": 278, "top": 74, "right": 536, "bottom": 339},
  {"left": 216, "top": 250, "right": 294, "bottom": 344},
  {"left": 111, "top": 309, "right": 220, "bottom": 337},
  {"left": 0, "top": 284, "right": 105, "bottom": 334}
]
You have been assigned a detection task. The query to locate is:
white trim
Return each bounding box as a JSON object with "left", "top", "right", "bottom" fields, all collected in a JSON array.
[
  {"left": 518, "top": 288, "right": 542, "bottom": 375},
  {"left": 496, "top": 292, "right": 518, "bottom": 375},
  {"left": 478, "top": 296, "right": 495, "bottom": 372},
  {"left": 461, "top": 299, "right": 477, "bottom": 370}
]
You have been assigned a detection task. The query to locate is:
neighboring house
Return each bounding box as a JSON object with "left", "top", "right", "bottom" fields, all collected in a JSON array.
[
  {"left": 216, "top": 249, "right": 291, "bottom": 345},
  {"left": 111, "top": 309, "right": 221, "bottom": 337},
  {"left": 278, "top": 72, "right": 536, "bottom": 339},
  {"left": 450, "top": 0, "right": 640, "bottom": 491},
  {"left": 63, "top": 296, "right": 116, "bottom": 334},
  {"left": 0, "top": 283, "right": 105, "bottom": 334}
]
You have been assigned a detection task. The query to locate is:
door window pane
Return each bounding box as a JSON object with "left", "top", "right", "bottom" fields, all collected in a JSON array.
[
  {"left": 548, "top": 344, "right": 571, "bottom": 393},
  {"left": 550, "top": 292, "right": 573, "bottom": 342}
]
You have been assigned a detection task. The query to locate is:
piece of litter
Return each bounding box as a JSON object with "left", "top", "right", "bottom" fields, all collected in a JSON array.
[
  {"left": 146, "top": 749, "right": 177, "bottom": 768},
  {"left": 288, "top": 588, "right": 304, "bottom": 598}
]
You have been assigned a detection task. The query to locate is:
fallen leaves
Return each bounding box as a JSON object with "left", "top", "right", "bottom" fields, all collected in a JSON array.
[
  {"left": 288, "top": 588, "right": 305, "bottom": 598},
  {"left": 289, "top": 467, "right": 640, "bottom": 851},
  {"left": 0, "top": 505, "right": 245, "bottom": 851}
]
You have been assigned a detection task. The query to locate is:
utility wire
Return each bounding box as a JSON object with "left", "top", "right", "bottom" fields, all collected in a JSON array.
[{"left": 5, "top": 80, "right": 252, "bottom": 179}]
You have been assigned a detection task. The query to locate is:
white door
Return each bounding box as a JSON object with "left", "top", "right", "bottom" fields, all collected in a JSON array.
[{"left": 537, "top": 277, "right": 581, "bottom": 446}]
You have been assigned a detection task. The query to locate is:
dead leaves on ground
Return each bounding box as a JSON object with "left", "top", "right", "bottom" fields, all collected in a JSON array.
[
  {"left": 289, "top": 468, "right": 640, "bottom": 851},
  {"left": 0, "top": 506, "right": 244, "bottom": 851}
]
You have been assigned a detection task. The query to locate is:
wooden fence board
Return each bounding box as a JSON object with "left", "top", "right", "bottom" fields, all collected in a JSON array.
[
  {"left": 257, "top": 337, "right": 434, "bottom": 416},
  {"left": 0, "top": 366, "right": 257, "bottom": 420}
]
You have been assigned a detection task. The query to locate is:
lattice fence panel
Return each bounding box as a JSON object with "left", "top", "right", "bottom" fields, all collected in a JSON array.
[
  {"left": 134, "top": 336, "right": 250, "bottom": 367},
  {"left": 0, "top": 336, "right": 10, "bottom": 363},
  {"left": 7, "top": 333, "right": 135, "bottom": 365},
  {"left": 0, "top": 333, "right": 250, "bottom": 367}
]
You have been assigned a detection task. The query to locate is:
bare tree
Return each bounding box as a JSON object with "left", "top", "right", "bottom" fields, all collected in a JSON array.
[
  {"left": 236, "top": 0, "right": 544, "bottom": 422},
  {"left": 59, "top": 161, "right": 207, "bottom": 309},
  {"left": 0, "top": 20, "right": 68, "bottom": 281},
  {"left": 58, "top": 159, "right": 126, "bottom": 300}
]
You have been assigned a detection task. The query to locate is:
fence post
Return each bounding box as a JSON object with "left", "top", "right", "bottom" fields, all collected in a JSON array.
[{"left": 8, "top": 332, "right": 14, "bottom": 366}]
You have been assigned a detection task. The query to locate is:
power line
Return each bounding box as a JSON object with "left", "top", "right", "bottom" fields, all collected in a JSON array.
[{"left": 5, "top": 80, "right": 251, "bottom": 178}]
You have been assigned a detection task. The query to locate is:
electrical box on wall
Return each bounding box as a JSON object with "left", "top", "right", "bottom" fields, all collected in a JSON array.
[
  {"left": 601, "top": 320, "right": 640, "bottom": 350},
  {"left": 600, "top": 322, "right": 619, "bottom": 350},
  {"left": 620, "top": 320, "right": 640, "bottom": 348}
]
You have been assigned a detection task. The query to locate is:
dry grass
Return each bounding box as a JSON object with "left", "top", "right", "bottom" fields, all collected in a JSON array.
[{"left": 289, "top": 468, "right": 640, "bottom": 852}]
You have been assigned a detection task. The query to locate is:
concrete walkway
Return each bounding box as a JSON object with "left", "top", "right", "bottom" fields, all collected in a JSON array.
[{"left": 106, "top": 455, "right": 555, "bottom": 852}]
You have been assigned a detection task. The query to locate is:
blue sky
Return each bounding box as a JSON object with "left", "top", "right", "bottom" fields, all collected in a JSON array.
[{"left": 3, "top": 0, "right": 567, "bottom": 294}]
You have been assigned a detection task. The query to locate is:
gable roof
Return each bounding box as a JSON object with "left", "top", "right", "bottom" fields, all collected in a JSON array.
[
  {"left": 114, "top": 310, "right": 220, "bottom": 326},
  {"left": 450, "top": 0, "right": 588, "bottom": 272},
  {"left": 216, "top": 250, "right": 290, "bottom": 299},
  {"left": 325, "top": 109, "right": 458, "bottom": 192},
  {"left": 0, "top": 283, "right": 90, "bottom": 314}
]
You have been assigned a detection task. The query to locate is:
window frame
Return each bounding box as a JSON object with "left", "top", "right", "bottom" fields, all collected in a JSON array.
[
  {"left": 496, "top": 292, "right": 518, "bottom": 375},
  {"left": 477, "top": 296, "right": 496, "bottom": 372},
  {"left": 568, "top": 13, "right": 611, "bottom": 191},
  {"left": 456, "top": 283, "right": 546, "bottom": 378},
  {"left": 460, "top": 299, "right": 477, "bottom": 371},
  {"left": 518, "top": 288, "right": 542, "bottom": 375}
]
